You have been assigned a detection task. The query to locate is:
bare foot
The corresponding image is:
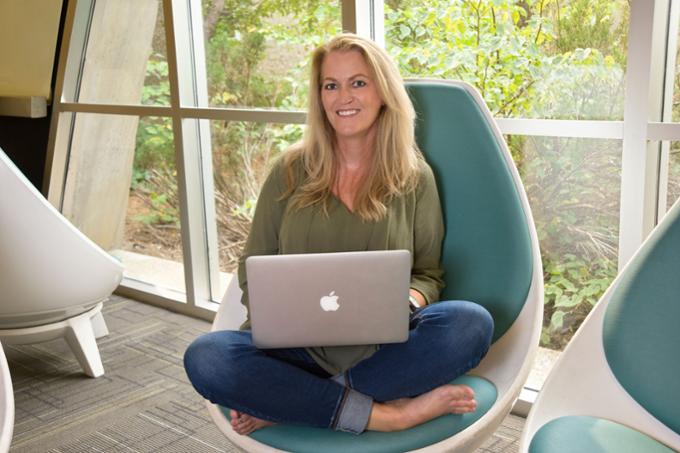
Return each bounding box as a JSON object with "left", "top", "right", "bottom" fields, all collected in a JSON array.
[
  {"left": 368, "top": 384, "right": 477, "bottom": 432},
  {"left": 230, "top": 410, "right": 276, "bottom": 435}
]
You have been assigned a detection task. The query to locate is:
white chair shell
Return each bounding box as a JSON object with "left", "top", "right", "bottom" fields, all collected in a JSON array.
[
  {"left": 0, "top": 148, "right": 123, "bottom": 377},
  {"left": 0, "top": 343, "right": 13, "bottom": 453},
  {"left": 519, "top": 199, "right": 680, "bottom": 452}
]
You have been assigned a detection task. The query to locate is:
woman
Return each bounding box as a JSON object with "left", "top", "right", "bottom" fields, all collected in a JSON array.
[{"left": 184, "top": 34, "right": 494, "bottom": 435}]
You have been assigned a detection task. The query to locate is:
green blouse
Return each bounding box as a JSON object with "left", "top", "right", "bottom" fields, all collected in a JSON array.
[{"left": 237, "top": 155, "right": 445, "bottom": 375}]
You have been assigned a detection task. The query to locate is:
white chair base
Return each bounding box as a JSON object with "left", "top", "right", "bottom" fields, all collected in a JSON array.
[{"left": 0, "top": 303, "right": 107, "bottom": 378}]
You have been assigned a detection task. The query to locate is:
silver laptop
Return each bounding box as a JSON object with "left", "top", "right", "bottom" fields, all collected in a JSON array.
[{"left": 246, "top": 250, "right": 411, "bottom": 348}]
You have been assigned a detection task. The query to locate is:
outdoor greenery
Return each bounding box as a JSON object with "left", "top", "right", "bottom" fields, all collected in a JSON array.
[{"left": 130, "top": 0, "right": 631, "bottom": 349}]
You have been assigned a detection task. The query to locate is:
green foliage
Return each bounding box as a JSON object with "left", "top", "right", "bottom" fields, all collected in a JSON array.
[
  {"left": 135, "top": 52, "right": 173, "bottom": 171},
  {"left": 542, "top": 255, "right": 615, "bottom": 348},
  {"left": 141, "top": 57, "right": 170, "bottom": 105},
  {"left": 515, "top": 133, "right": 620, "bottom": 348},
  {"left": 551, "top": 0, "right": 628, "bottom": 64},
  {"left": 131, "top": 168, "right": 151, "bottom": 190},
  {"left": 203, "top": 0, "right": 339, "bottom": 108},
  {"left": 135, "top": 117, "right": 173, "bottom": 171},
  {"left": 385, "top": 0, "right": 548, "bottom": 116},
  {"left": 133, "top": 190, "right": 180, "bottom": 226}
]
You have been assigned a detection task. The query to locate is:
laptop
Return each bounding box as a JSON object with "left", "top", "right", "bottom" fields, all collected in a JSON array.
[{"left": 246, "top": 249, "right": 411, "bottom": 348}]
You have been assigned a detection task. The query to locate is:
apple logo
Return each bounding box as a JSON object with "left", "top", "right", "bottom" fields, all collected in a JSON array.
[{"left": 320, "top": 291, "right": 340, "bottom": 311}]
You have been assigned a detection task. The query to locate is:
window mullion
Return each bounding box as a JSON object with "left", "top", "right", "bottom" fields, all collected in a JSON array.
[
  {"left": 657, "top": 0, "right": 680, "bottom": 221},
  {"left": 164, "top": 0, "right": 212, "bottom": 306},
  {"left": 341, "top": 0, "right": 384, "bottom": 47},
  {"left": 619, "top": 0, "right": 669, "bottom": 269}
]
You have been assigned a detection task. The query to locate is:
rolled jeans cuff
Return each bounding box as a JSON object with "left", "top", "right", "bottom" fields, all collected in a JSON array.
[{"left": 333, "top": 388, "right": 372, "bottom": 434}]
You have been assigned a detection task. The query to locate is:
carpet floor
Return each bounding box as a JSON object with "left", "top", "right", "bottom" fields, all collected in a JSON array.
[{"left": 5, "top": 295, "right": 523, "bottom": 452}]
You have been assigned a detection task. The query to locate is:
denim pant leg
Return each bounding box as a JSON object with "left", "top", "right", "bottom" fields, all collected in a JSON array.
[
  {"left": 183, "top": 330, "right": 370, "bottom": 432},
  {"left": 345, "top": 300, "right": 494, "bottom": 402}
]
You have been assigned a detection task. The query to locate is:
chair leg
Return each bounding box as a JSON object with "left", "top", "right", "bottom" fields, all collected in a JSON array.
[
  {"left": 64, "top": 315, "right": 104, "bottom": 378},
  {"left": 90, "top": 311, "right": 109, "bottom": 339}
]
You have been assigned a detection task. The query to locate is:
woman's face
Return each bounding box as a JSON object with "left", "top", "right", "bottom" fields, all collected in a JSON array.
[{"left": 320, "top": 49, "right": 383, "bottom": 145}]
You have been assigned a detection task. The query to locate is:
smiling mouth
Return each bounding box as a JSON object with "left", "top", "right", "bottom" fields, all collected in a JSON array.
[{"left": 337, "top": 109, "right": 359, "bottom": 117}]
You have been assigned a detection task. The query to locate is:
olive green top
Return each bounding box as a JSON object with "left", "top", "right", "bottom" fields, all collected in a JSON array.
[{"left": 238, "top": 155, "right": 445, "bottom": 375}]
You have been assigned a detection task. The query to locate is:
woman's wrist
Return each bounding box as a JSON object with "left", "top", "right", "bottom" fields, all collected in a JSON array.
[
  {"left": 409, "top": 289, "right": 426, "bottom": 304},
  {"left": 408, "top": 294, "right": 420, "bottom": 312},
  {"left": 408, "top": 290, "right": 426, "bottom": 312}
]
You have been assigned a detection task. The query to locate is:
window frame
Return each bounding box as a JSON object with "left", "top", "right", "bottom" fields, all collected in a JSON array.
[{"left": 43, "top": 0, "right": 680, "bottom": 365}]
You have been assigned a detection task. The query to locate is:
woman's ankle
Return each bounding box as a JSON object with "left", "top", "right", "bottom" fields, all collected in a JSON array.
[
  {"left": 365, "top": 384, "right": 478, "bottom": 432},
  {"left": 366, "top": 402, "right": 406, "bottom": 432}
]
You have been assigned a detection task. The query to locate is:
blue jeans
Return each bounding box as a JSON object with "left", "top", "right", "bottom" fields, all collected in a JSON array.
[{"left": 184, "top": 300, "right": 493, "bottom": 434}]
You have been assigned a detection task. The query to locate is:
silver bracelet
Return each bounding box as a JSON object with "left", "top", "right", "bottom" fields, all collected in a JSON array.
[{"left": 409, "top": 294, "right": 421, "bottom": 313}]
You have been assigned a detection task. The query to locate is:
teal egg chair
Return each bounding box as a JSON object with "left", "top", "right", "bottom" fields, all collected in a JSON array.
[
  {"left": 520, "top": 198, "right": 680, "bottom": 453},
  {"left": 206, "top": 80, "right": 543, "bottom": 452}
]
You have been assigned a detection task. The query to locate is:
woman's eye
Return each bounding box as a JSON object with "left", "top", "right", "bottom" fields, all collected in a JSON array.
[
  {"left": 353, "top": 80, "right": 367, "bottom": 87},
  {"left": 324, "top": 82, "right": 337, "bottom": 90}
]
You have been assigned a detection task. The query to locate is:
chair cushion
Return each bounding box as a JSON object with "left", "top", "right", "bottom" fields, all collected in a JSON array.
[
  {"left": 219, "top": 375, "right": 496, "bottom": 453},
  {"left": 603, "top": 200, "right": 680, "bottom": 435},
  {"left": 406, "top": 82, "right": 533, "bottom": 342},
  {"left": 529, "top": 416, "right": 675, "bottom": 453}
]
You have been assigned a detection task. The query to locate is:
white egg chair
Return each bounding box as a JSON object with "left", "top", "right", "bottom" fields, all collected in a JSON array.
[{"left": 0, "top": 147, "right": 123, "bottom": 377}]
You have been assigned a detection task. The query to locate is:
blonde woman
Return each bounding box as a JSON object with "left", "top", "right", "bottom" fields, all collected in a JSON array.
[{"left": 184, "top": 34, "right": 493, "bottom": 435}]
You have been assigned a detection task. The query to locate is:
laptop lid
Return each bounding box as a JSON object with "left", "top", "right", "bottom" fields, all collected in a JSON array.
[{"left": 246, "top": 250, "right": 411, "bottom": 348}]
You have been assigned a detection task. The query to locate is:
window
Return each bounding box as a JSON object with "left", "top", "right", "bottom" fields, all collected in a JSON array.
[
  {"left": 63, "top": 0, "right": 169, "bottom": 106},
  {"left": 386, "top": 1, "right": 629, "bottom": 356},
  {"left": 210, "top": 120, "right": 304, "bottom": 295},
  {"left": 201, "top": 0, "right": 340, "bottom": 109},
  {"left": 49, "top": 0, "right": 341, "bottom": 317},
  {"left": 47, "top": 0, "right": 680, "bottom": 387},
  {"left": 511, "top": 135, "right": 621, "bottom": 350}
]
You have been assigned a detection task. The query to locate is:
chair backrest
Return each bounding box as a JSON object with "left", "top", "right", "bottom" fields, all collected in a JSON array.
[
  {"left": 602, "top": 199, "right": 680, "bottom": 435},
  {"left": 0, "top": 148, "right": 123, "bottom": 325},
  {"left": 520, "top": 198, "right": 680, "bottom": 452},
  {"left": 405, "top": 80, "right": 533, "bottom": 342}
]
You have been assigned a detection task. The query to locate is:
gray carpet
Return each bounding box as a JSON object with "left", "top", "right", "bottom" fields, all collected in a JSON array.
[{"left": 5, "top": 295, "right": 523, "bottom": 452}]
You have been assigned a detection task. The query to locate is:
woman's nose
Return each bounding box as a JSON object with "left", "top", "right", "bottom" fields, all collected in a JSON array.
[{"left": 338, "top": 86, "right": 354, "bottom": 104}]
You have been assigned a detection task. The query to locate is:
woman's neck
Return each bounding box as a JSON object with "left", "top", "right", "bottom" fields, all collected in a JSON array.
[
  {"left": 332, "top": 135, "right": 376, "bottom": 210},
  {"left": 334, "top": 134, "right": 375, "bottom": 172}
]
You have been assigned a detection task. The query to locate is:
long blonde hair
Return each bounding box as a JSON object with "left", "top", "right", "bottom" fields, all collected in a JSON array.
[{"left": 283, "top": 34, "right": 422, "bottom": 222}]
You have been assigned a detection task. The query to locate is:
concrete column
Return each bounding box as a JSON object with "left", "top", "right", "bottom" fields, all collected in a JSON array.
[{"left": 61, "top": 0, "right": 160, "bottom": 249}]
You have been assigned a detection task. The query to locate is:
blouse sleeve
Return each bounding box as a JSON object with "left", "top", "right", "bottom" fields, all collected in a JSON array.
[
  {"left": 237, "top": 158, "right": 290, "bottom": 328},
  {"left": 409, "top": 162, "right": 446, "bottom": 304}
]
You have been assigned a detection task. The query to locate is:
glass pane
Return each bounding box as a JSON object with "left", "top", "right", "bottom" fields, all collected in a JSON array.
[
  {"left": 211, "top": 121, "right": 304, "bottom": 296},
  {"left": 510, "top": 135, "right": 621, "bottom": 350},
  {"left": 385, "top": 1, "right": 629, "bottom": 120},
  {"left": 201, "top": 0, "right": 340, "bottom": 109},
  {"left": 668, "top": 142, "right": 680, "bottom": 210},
  {"left": 73, "top": 0, "right": 169, "bottom": 105},
  {"left": 61, "top": 113, "right": 185, "bottom": 296}
]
